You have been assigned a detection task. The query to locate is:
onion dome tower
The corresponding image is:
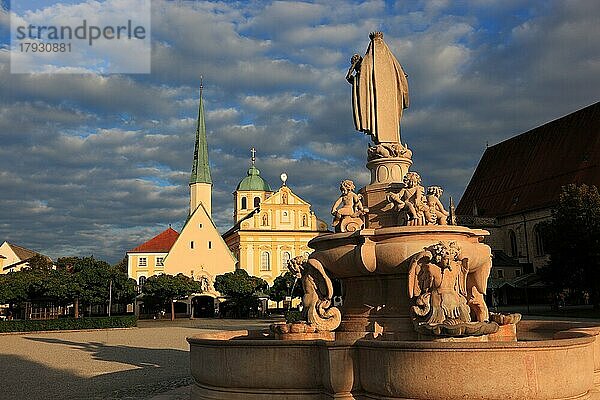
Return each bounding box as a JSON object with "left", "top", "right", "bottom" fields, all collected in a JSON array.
[{"left": 233, "top": 147, "right": 273, "bottom": 223}]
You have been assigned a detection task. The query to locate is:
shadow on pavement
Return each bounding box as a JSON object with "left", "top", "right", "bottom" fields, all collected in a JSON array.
[{"left": 1, "top": 338, "right": 192, "bottom": 400}]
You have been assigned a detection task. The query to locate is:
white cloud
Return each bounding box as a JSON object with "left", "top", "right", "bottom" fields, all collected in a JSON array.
[{"left": 0, "top": 0, "right": 598, "bottom": 262}]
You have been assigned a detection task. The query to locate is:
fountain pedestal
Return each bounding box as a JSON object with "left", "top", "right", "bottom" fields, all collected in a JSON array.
[{"left": 361, "top": 155, "right": 412, "bottom": 228}]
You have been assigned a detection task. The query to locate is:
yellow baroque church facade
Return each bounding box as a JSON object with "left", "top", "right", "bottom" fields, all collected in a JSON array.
[{"left": 223, "top": 155, "right": 329, "bottom": 285}]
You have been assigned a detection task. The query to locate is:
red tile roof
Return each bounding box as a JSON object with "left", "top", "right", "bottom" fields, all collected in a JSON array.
[
  {"left": 129, "top": 227, "right": 179, "bottom": 253},
  {"left": 457, "top": 101, "right": 600, "bottom": 217}
]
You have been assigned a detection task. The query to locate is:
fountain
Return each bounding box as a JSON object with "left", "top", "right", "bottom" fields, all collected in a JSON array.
[{"left": 188, "top": 33, "right": 600, "bottom": 400}]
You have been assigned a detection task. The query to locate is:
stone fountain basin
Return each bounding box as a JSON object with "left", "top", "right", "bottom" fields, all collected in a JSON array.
[
  {"left": 188, "top": 321, "right": 600, "bottom": 400},
  {"left": 308, "top": 226, "right": 495, "bottom": 336},
  {"left": 308, "top": 226, "right": 491, "bottom": 277}
]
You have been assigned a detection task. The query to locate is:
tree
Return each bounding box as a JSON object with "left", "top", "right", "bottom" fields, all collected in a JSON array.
[
  {"left": 0, "top": 256, "right": 134, "bottom": 319},
  {"left": 113, "top": 257, "right": 128, "bottom": 274},
  {"left": 108, "top": 265, "right": 137, "bottom": 306},
  {"left": 25, "top": 254, "right": 54, "bottom": 270},
  {"left": 0, "top": 271, "right": 30, "bottom": 310},
  {"left": 55, "top": 256, "right": 81, "bottom": 272},
  {"left": 269, "top": 272, "right": 303, "bottom": 309},
  {"left": 0, "top": 267, "right": 73, "bottom": 317},
  {"left": 541, "top": 184, "right": 600, "bottom": 305},
  {"left": 214, "top": 269, "right": 268, "bottom": 318},
  {"left": 142, "top": 274, "right": 201, "bottom": 320},
  {"left": 72, "top": 257, "right": 112, "bottom": 314},
  {"left": 54, "top": 256, "right": 136, "bottom": 317},
  {"left": 39, "top": 269, "right": 80, "bottom": 307}
]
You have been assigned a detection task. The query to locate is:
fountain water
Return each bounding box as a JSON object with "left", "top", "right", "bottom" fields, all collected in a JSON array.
[{"left": 188, "top": 33, "right": 600, "bottom": 400}]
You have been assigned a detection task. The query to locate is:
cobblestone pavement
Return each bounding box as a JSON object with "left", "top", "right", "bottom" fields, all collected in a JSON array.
[{"left": 0, "top": 318, "right": 280, "bottom": 400}]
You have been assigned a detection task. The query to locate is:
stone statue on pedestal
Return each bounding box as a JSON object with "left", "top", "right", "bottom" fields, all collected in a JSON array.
[{"left": 346, "top": 31, "right": 409, "bottom": 145}]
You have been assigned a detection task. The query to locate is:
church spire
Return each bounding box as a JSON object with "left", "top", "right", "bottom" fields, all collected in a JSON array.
[{"left": 190, "top": 78, "right": 212, "bottom": 185}]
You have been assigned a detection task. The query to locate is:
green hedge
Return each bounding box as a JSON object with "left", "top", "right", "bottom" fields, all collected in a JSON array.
[{"left": 0, "top": 316, "right": 138, "bottom": 333}]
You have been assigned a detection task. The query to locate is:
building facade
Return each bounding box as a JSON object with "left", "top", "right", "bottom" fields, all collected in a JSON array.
[
  {"left": 127, "top": 227, "right": 178, "bottom": 284},
  {"left": 0, "top": 241, "right": 50, "bottom": 273},
  {"left": 127, "top": 83, "right": 236, "bottom": 287},
  {"left": 457, "top": 102, "right": 600, "bottom": 303},
  {"left": 223, "top": 154, "right": 329, "bottom": 285}
]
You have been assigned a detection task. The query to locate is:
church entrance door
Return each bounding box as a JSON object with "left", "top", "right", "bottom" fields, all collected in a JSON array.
[{"left": 192, "top": 296, "right": 215, "bottom": 318}]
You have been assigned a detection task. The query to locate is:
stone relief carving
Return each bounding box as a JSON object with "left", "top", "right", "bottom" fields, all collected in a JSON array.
[
  {"left": 331, "top": 180, "right": 368, "bottom": 232},
  {"left": 408, "top": 241, "right": 498, "bottom": 337},
  {"left": 287, "top": 256, "right": 341, "bottom": 332},
  {"left": 196, "top": 271, "right": 216, "bottom": 294},
  {"left": 367, "top": 142, "right": 412, "bottom": 161}
]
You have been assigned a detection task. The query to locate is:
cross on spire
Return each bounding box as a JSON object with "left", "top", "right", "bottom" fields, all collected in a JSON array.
[{"left": 250, "top": 147, "right": 256, "bottom": 165}]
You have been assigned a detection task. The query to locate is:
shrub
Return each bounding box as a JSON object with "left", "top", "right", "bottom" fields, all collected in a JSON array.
[{"left": 0, "top": 316, "right": 137, "bottom": 333}]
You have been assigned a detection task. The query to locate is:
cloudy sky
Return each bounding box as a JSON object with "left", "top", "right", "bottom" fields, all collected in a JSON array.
[{"left": 0, "top": 0, "right": 599, "bottom": 263}]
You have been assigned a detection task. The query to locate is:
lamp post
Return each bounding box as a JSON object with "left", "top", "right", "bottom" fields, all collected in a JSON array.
[{"left": 108, "top": 280, "right": 112, "bottom": 317}]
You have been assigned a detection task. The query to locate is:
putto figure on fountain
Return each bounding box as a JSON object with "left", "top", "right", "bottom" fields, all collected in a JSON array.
[
  {"left": 386, "top": 172, "right": 426, "bottom": 225},
  {"left": 408, "top": 241, "right": 498, "bottom": 337},
  {"left": 331, "top": 179, "right": 368, "bottom": 232},
  {"left": 387, "top": 174, "right": 451, "bottom": 226},
  {"left": 425, "top": 186, "right": 450, "bottom": 225}
]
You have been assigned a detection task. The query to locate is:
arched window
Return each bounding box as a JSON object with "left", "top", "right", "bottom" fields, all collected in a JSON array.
[
  {"left": 282, "top": 251, "right": 291, "bottom": 268},
  {"left": 282, "top": 210, "right": 289, "bottom": 222},
  {"left": 282, "top": 192, "right": 288, "bottom": 204},
  {"left": 254, "top": 196, "right": 261, "bottom": 208},
  {"left": 241, "top": 197, "right": 247, "bottom": 210},
  {"left": 262, "top": 214, "right": 269, "bottom": 226},
  {"left": 139, "top": 276, "right": 147, "bottom": 286},
  {"left": 509, "top": 230, "right": 518, "bottom": 257},
  {"left": 260, "top": 252, "right": 271, "bottom": 271},
  {"left": 534, "top": 225, "right": 545, "bottom": 256},
  {"left": 302, "top": 214, "right": 308, "bottom": 227}
]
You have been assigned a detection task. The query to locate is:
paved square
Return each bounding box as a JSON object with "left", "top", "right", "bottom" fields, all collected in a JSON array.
[{"left": 0, "top": 318, "right": 276, "bottom": 399}]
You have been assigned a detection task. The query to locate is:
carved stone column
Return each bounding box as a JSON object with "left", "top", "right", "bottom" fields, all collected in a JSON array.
[
  {"left": 360, "top": 156, "right": 412, "bottom": 229},
  {"left": 366, "top": 156, "right": 412, "bottom": 185}
]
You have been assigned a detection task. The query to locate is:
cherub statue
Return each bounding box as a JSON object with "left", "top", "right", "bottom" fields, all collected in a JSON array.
[
  {"left": 331, "top": 180, "right": 368, "bottom": 232},
  {"left": 424, "top": 186, "right": 449, "bottom": 225},
  {"left": 287, "top": 256, "right": 341, "bottom": 332},
  {"left": 408, "top": 241, "right": 498, "bottom": 337},
  {"left": 387, "top": 172, "right": 427, "bottom": 225}
]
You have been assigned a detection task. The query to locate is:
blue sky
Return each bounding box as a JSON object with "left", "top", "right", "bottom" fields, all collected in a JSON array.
[{"left": 0, "top": 0, "right": 599, "bottom": 263}]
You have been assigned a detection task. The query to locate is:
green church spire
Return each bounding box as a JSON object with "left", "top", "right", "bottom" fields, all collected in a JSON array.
[{"left": 190, "top": 79, "right": 212, "bottom": 185}]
